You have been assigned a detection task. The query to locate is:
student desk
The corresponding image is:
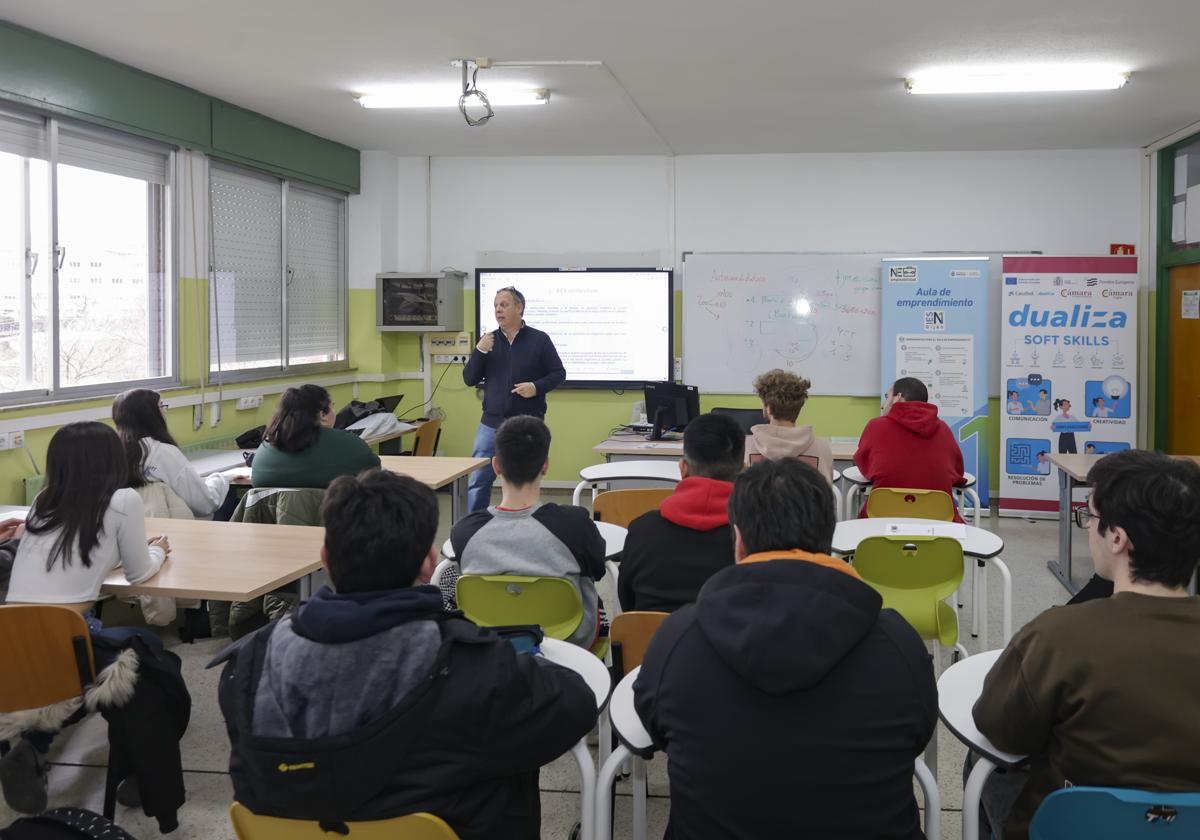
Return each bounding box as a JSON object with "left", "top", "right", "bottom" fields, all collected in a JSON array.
[
  {"left": 572, "top": 460, "right": 683, "bottom": 506},
  {"left": 540, "top": 637, "right": 612, "bottom": 840},
  {"left": 99, "top": 518, "right": 324, "bottom": 601},
  {"left": 594, "top": 435, "right": 859, "bottom": 462},
  {"left": 380, "top": 455, "right": 489, "bottom": 522},
  {"left": 937, "top": 650, "right": 1026, "bottom": 840},
  {"left": 1046, "top": 453, "right": 1099, "bottom": 595},
  {"left": 832, "top": 518, "right": 1012, "bottom": 650}
]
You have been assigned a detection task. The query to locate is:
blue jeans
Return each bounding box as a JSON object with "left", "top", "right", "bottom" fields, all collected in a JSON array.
[{"left": 467, "top": 422, "right": 498, "bottom": 513}]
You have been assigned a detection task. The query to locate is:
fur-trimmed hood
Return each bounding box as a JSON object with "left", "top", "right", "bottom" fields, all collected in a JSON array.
[{"left": 0, "top": 648, "right": 139, "bottom": 743}]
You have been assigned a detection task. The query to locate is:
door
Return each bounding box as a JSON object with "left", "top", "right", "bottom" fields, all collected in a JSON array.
[{"left": 1168, "top": 264, "right": 1200, "bottom": 454}]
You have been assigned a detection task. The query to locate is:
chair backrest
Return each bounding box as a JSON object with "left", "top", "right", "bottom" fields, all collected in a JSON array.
[
  {"left": 410, "top": 418, "right": 443, "bottom": 457},
  {"left": 0, "top": 605, "right": 96, "bottom": 712},
  {"left": 455, "top": 575, "right": 582, "bottom": 641},
  {"left": 1030, "top": 787, "right": 1200, "bottom": 839},
  {"left": 865, "top": 487, "right": 956, "bottom": 521},
  {"left": 610, "top": 611, "right": 669, "bottom": 676},
  {"left": 229, "top": 803, "right": 460, "bottom": 839},
  {"left": 592, "top": 488, "right": 674, "bottom": 528},
  {"left": 711, "top": 407, "right": 763, "bottom": 435},
  {"left": 852, "top": 536, "right": 963, "bottom": 643}
]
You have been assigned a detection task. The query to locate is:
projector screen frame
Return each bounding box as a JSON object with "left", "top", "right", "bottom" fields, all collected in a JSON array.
[{"left": 474, "top": 266, "right": 675, "bottom": 390}]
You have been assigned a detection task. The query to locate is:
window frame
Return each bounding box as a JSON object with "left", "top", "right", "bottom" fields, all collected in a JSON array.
[
  {"left": 0, "top": 104, "right": 179, "bottom": 407},
  {"left": 207, "top": 160, "right": 349, "bottom": 384}
]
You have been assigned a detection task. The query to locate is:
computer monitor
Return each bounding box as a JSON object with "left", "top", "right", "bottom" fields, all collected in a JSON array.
[{"left": 644, "top": 382, "right": 700, "bottom": 441}]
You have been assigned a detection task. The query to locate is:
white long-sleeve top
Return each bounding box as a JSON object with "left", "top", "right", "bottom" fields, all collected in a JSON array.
[
  {"left": 140, "top": 437, "right": 229, "bottom": 517},
  {"left": 7, "top": 488, "right": 165, "bottom": 604}
]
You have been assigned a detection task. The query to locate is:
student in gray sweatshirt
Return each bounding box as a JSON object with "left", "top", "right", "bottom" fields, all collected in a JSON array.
[{"left": 450, "top": 416, "right": 606, "bottom": 648}]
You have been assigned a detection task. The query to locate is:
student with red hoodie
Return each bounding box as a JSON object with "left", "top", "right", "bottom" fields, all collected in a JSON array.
[
  {"left": 854, "top": 376, "right": 965, "bottom": 522},
  {"left": 617, "top": 413, "right": 744, "bottom": 613}
]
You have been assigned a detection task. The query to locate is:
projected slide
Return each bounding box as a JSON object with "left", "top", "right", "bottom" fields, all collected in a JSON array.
[{"left": 477, "top": 269, "right": 672, "bottom": 386}]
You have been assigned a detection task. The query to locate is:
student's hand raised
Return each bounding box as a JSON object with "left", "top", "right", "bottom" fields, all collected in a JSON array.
[{"left": 148, "top": 535, "right": 172, "bottom": 557}]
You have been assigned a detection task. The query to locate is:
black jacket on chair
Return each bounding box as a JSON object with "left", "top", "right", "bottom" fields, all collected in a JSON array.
[{"left": 633, "top": 555, "right": 938, "bottom": 840}]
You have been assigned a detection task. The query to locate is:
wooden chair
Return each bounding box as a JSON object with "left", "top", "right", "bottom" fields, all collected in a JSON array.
[
  {"left": 404, "top": 419, "right": 443, "bottom": 457},
  {"left": 592, "top": 488, "right": 673, "bottom": 528},
  {"left": 229, "top": 803, "right": 460, "bottom": 839},
  {"left": 0, "top": 604, "right": 122, "bottom": 818},
  {"left": 607, "top": 611, "right": 668, "bottom": 840}
]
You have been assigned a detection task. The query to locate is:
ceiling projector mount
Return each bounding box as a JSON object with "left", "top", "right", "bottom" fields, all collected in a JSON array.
[{"left": 452, "top": 58, "right": 495, "bottom": 127}]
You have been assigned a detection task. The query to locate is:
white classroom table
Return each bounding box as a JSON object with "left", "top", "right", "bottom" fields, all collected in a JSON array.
[
  {"left": 596, "top": 666, "right": 941, "bottom": 840},
  {"left": 572, "top": 461, "right": 682, "bottom": 506},
  {"left": 832, "top": 517, "right": 1012, "bottom": 650},
  {"left": 841, "top": 466, "right": 982, "bottom": 527},
  {"left": 442, "top": 521, "right": 627, "bottom": 560},
  {"left": 594, "top": 435, "right": 860, "bottom": 463},
  {"left": 937, "top": 650, "right": 1026, "bottom": 840},
  {"left": 540, "top": 638, "right": 612, "bottom": 840}
]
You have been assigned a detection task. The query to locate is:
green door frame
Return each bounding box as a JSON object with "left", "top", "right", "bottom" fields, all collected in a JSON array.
[{"left": 1154, "top": 136, "right": 1200, "bottom": 449}]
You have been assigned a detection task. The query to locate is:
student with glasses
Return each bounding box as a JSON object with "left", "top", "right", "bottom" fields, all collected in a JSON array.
[{"left": 971, "top": 449, "right": 1200, "bottom": 840}]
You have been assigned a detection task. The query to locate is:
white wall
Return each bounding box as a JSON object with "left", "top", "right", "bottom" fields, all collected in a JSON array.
[{"left": 348, "top": 153, "right": 429, "bottom": 289}]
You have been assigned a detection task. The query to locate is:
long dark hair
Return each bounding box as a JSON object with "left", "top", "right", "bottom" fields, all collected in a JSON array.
[
  {"left": 112, "top": 388, "right": 178, "bottom": 488},
  {"left": 26, "top": 421, "right": 128, "bottom": 571},
  {"left": 265, "top": 385, "right": 331, "bottom": 453}
]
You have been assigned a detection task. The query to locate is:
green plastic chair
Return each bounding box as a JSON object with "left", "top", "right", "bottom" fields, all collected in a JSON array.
[
  {"left": 455, "top": 574, "right": 584, "bottom": 641},
  {"left": 852, "top": 535, "right": 963, "bottom": 647},
  {"left": 865, "top": 487, "right": 956, "bottom": 521}
]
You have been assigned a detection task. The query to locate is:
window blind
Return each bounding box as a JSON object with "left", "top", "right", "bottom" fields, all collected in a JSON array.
[
  {"left": 286, "top": 186, "right": 345, "bottom": 364},
  {"left": 210, "top": 164, "right": 282, "bottom": 370},
  {"left": 0, "top": 107, "right": 45, "bottom": 161},
  {"left": 58, "top": 124, "right": 168, "bottom": 184}
]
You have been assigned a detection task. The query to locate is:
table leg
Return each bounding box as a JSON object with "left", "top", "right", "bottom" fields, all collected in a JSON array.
[
  {"left": 299, "top": 573, "right": 312, "bottom": 602},
  {"left": 978, "top": 558, "right": 988, "bottom": 651},
  {"left": 595, "top": 744, "right": 632, "bottom": 840},
  {"left": 962, "top": 755, "right": 997, "bottom": 840},
  {"left": 1047, "top": 471, "right": 1079, "bottom": 594},
  {"left": 452, "top": 476, "right": 467, "bottom": 523},
  {"left": 571, "top": 738, "right": 597, "bottom": 840}
]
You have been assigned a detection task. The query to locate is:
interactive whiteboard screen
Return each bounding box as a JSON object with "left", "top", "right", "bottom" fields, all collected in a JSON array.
[{"left": 476, "top": 268, "right": 673, "bottom": 388}]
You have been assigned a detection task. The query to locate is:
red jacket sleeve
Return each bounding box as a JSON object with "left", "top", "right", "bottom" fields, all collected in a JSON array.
[{"left": 854, "top": 419, "right": 877, "bottom": 479}]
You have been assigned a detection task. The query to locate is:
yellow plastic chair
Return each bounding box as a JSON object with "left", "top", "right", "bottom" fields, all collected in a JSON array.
[
  {"left": 864, "top": 487, "right": 956, "bottom": 521},
  {"left": 456, "top": 575, "right": 584, "bottom": 642},
  {"left": 229, "top": 803, "right": 459, "bottom": 839},
  {"left": 592, "top": 488, "right": 673, "bottom": 528},
  {"left": 852, "top": 535, "right": 964, "bottom": 650}
]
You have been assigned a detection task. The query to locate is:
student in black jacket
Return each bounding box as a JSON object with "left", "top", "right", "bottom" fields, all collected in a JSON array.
[
  {"left": 634, "top": 458, "right": 937, "bottom": 840},
  {"left": 617, "top": 413, "right": 743, "bottom": 613},
  {"left": 215, "top": 469, "right": 596, "bottom": 840}
]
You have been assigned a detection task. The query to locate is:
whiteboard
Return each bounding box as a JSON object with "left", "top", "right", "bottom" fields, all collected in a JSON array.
[
  {"left": 682, "top": 252, "right": 887, "bottom": 396},
  {"left": 682, "top": 251, "right": 1021, "bottom": 396}
]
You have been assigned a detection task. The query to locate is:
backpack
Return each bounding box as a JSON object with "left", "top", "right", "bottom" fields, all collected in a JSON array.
[{"left": 1, "top": 809, "right": 137, "bottom": 839}]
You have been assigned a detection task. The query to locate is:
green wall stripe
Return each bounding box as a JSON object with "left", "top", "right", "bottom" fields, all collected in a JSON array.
[{"left": 0, "top": 22, "right": 359, "bottom": 192}]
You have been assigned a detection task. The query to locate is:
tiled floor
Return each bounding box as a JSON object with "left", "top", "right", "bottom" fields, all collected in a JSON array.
[{"left": 1, "top": 489, "right": 1090, "bottom": 839}]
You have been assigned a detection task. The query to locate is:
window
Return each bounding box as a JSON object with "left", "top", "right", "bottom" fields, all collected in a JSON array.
[
  {"left": 209, "top": 163, "right": 346, "bottom": 378},
  {"left": 0, "top": 107, "right": 173, "bottom": 402}
]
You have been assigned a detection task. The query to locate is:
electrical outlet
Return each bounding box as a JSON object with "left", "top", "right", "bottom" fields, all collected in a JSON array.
[
  {"left": 236, "top": 396, "right": 263, "bottom": 410},
  {"left": 433, "top": 354, "right": 467, "bottom": 364},
  {"left": 9, "top": 430, "right": 24, "bottom": 449},
  {"left": 0, "top": 432, "right": 10, "bottom": 451}
]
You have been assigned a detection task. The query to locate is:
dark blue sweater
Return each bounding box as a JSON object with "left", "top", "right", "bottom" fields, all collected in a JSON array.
[{"left": 462, "top": 324, "right": 566, "bottom": 428}]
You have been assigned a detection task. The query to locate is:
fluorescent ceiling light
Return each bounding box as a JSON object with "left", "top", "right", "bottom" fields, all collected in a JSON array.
[
  {"left": 906, "top": 65, "right": 1130, "bottom": 95},
  {"left": 357, "top": 85, "right": 550, "bottom": 108}
]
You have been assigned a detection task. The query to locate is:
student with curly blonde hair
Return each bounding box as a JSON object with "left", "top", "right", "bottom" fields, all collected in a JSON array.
[{"left": 746, "top": 369, "right": 834, "bottom": 481}]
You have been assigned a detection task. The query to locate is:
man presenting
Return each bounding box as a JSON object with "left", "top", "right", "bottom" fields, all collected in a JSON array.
[{"left": 463, "top": 286, "right": 565, "bottom": 512}]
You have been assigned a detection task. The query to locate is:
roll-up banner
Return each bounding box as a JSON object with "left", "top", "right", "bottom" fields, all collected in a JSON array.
[
  {"left": 998, "top": 255, "right": 1138, "bottom": 516},
  {"left": 881, "top": 257, "right": 991, "bottom": 504}
]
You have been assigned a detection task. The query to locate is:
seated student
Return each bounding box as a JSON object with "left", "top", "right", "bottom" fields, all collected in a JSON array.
[
  {"left": 633, "top": 458, "right": 937, "bottom": 839},
  {"left": 854, "top": 376, "right": 965, "bottom": 521},
  {"left": 113, "top": 388, "right": 230, "bottom": 518},
  {"left": 217, "top": 470, "right": 596, "bottom": 840},
  {"left": 450, "top": 416, "right": 605, "bottom": 648},
  {"left": 2, "top": 422, "right": 173, "bottom": 815},
  {"left": 617, "top": 412, "right": 743, "bottom": 613},
  {"left": 972, "top": 450, "right": 1200, "bottom": 840},
  {"left": 250, "top": 384, "right": 380, "bottom": 489},
  {"left": 744, "top": 369, "right": 834, "bottom": 481}
]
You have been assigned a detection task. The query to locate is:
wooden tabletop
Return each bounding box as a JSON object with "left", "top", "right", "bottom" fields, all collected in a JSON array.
[
  {"left": 1047, "top": 453, "right": 1101, "bottom": 483},
  {"left": 101, "top": 518, "right": 324, "bottom": 601},
  {"left": 380, "top": 455, "right": 489, "bottom": 489}
]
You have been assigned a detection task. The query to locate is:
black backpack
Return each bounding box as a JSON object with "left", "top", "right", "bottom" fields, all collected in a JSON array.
[{"left": 1, "top": 809, "right": 137, "bottom": 839}]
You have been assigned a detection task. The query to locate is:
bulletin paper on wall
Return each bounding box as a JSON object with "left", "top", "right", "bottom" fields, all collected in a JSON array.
[
  {"left": 999, "top": 255, "right": 1138, "bottom": 517},
  {"left": 881, "top": 257, "right": 990, "bottom": 504}
]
